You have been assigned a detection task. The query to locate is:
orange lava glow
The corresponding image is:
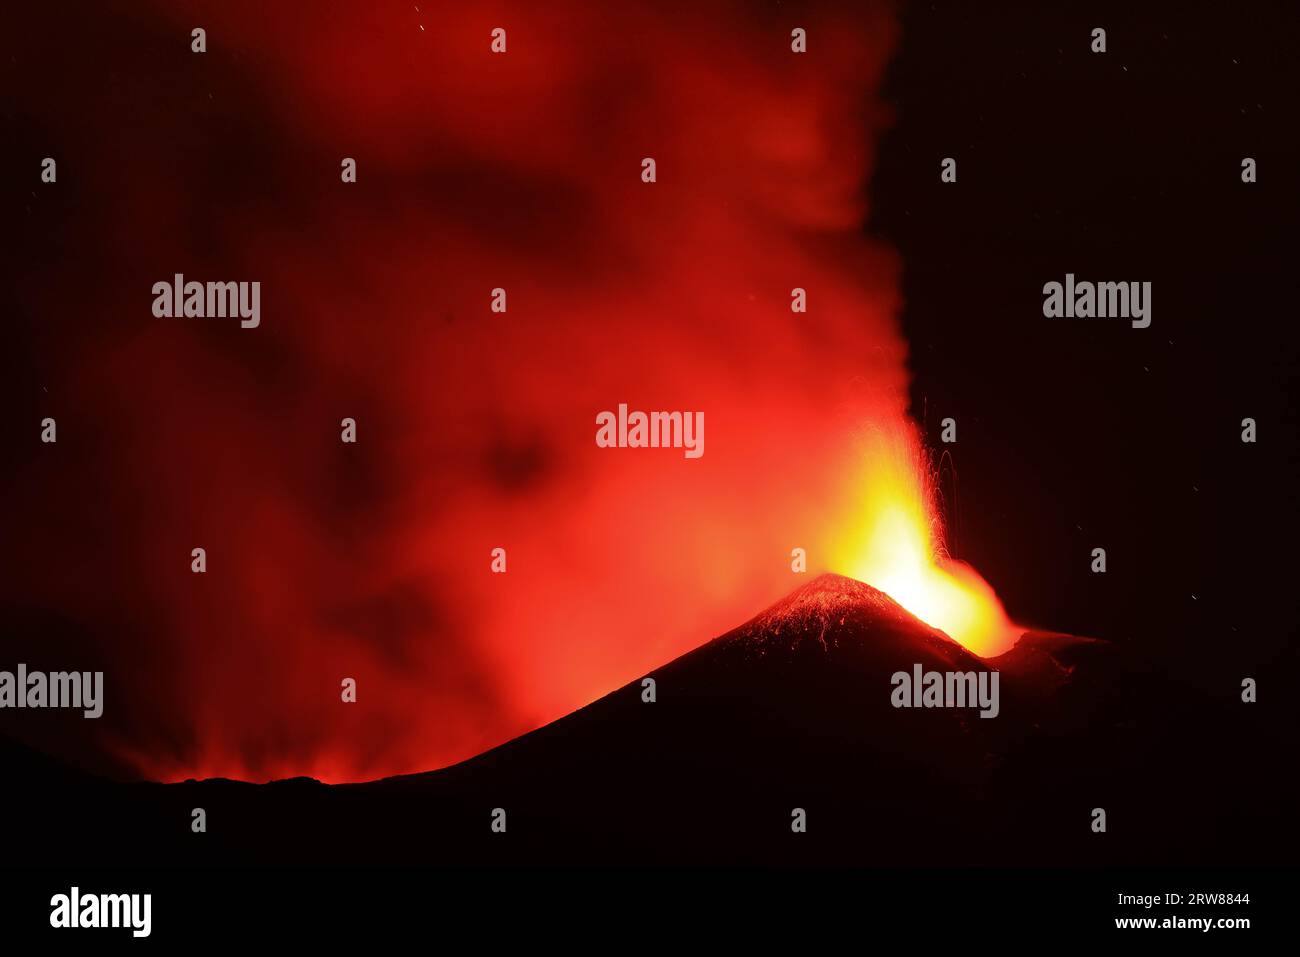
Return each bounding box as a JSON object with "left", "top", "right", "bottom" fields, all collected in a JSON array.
[{"left": 830, "top": 426, "right": 1019, "bottom": 657}]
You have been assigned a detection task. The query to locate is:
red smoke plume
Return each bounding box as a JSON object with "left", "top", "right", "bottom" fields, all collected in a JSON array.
[{"left": 7, "top": 1, "right": 913, "bottom": 781}]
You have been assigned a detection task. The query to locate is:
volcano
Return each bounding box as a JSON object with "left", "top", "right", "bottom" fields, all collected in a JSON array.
[{"left": 3, "top": 574, "right": 1287, "bottom": 867}]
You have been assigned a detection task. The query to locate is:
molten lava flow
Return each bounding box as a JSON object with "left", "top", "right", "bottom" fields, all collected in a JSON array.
[{"left": 829, "top": 426, "right": 1018, "bottom": 657}]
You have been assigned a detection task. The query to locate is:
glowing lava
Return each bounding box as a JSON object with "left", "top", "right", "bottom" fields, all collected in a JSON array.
[{"left": 830, "top": 426, "right": 1018, "bottom": 657}]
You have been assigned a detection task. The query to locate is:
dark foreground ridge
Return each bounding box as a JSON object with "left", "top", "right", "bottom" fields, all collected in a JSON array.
[{"left": 3, "top": 574, "right": 1288, "bottom": 865}]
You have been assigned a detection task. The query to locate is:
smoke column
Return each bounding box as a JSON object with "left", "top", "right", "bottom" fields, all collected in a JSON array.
[{"left": 5, "top": 1, "right": 920, "bottom": 781}]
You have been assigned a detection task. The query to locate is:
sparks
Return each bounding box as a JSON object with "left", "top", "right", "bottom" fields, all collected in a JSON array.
[{"left": 829, "top": 424, "right": 1018, "bottom": 657}]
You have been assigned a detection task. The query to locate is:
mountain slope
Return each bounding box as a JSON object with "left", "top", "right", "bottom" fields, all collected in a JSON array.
[{"left": 4, "top": 574, "right": 1284, "bottom": 866}]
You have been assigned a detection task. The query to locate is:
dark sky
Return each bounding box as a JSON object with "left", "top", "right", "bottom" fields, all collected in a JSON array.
[{"left": 873, "top": 1, "right": 1299, "bottom": 688}]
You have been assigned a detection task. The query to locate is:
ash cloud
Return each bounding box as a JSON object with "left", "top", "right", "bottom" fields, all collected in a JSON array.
[{"left": 2, "top": 1, "right": 905, "bottom": 781}]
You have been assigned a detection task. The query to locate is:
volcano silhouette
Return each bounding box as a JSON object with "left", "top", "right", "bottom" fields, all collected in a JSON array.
[{"left": 3, "top": 573, "right": 1285, "bottom": 866}]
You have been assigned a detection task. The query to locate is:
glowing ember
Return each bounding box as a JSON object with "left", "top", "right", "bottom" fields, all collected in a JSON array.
[{"left": 829, "top": 425, "right": 1018, "bottom": 657}]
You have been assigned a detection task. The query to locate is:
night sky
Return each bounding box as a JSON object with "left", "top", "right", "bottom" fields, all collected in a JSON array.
[{"left": 878, "top": 2, "right": 1298, "bottom": 687}]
